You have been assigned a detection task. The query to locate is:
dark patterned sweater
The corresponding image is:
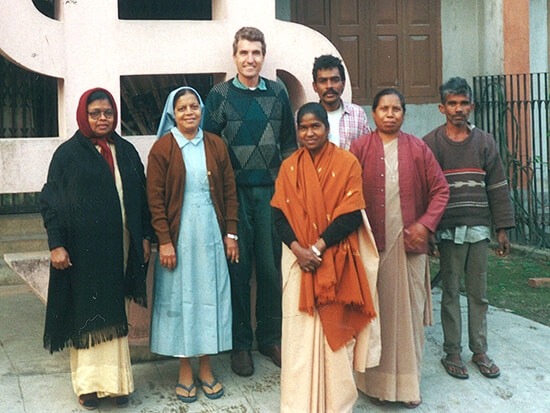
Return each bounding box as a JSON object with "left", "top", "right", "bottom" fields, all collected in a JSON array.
[
  {"left": 423, "top": 125, "right": 515, "bottom": 231},
  {"left": 203, "top": 78, "right": 297, "bottom": 186}
]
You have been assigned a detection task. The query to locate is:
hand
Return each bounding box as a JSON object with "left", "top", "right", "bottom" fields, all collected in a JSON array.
[
  {"left": 159, "top": 242, "right": 177, "bottom": 270},
  {"left": 428, "top": 233, "right": 439, "bottom": 257},
  {"left": 291, "top": 241, "right": 322, "bottom": 273},
  {"left": 224, "top": 236, "right": 239, "bottom": 263},
  {"left": 404, "top": 222, "right": 429, "bottom": 250},
  {"left": 51, "top": 247, "right": 72, "bottom": 270},
  {"left": 143, "top": 239, "right": 151, "bottom": 263},
  {"left": 496, "top": 229, "right": 511, "bottom": 257},
  {"left": 312, "top": 238, "right": 327, "bottom": 256}
]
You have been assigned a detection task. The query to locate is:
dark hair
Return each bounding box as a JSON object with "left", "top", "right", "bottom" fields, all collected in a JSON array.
[
  {"left": 172, "top": 88, "right": 200, "bottom": 110},
  {"left": 439, "top": 77, "right": 472, "bottom": 104},
  {"left": 312, "top": 54, "right": 345, "bottom": 83},
  {"left": 372, "top": 88, "right": 406, "bottom": 113},
  {"left": 86, "top": 90, "right": 113, "bottom": 107},
  {"left": 233, "top": 27, "right": 266, "bottom": 56},
  {"left": 297, "top": 102, "right": 330, "bottom": 129}
]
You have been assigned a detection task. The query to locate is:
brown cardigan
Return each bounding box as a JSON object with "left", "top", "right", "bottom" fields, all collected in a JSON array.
[{"left": 147, "top": 130, "right": 238, "bottom": 245}]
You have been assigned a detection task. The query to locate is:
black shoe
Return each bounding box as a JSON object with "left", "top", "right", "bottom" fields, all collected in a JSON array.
[
  {"left": 231, "top": 350, "right": 254, "bottom": 376},
  {"left": 258, "top": 344, "right": 281, "bottom": 367}
]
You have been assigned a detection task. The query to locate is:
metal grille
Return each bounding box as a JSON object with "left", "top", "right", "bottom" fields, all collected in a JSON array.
[
  {"left": 121, "top": 74, "right": 213, "bottom": 136},
  {"left": 473, "top": 73, "right": 550, "bottom": 248},
  {"left": 0, "top": 57, "right": 58, "bottom": 138}
]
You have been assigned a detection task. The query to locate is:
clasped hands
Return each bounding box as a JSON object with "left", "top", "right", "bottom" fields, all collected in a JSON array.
[{"left": 291, "top": 238, "right": 327, "bottom": 273}]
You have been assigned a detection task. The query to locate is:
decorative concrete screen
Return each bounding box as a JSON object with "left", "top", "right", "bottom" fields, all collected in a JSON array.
[{"left": 0, "top": 0, "right": 350, "bottom": 194}]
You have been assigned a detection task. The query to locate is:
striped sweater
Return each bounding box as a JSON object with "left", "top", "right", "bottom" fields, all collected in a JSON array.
[{"left": 423, "top": 125, "right": 515, "bottom": 231}]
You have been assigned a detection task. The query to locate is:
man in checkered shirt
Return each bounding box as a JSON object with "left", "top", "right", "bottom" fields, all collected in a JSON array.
[{"left": 312, "top": 54, "right": 370, "bottom": 150}]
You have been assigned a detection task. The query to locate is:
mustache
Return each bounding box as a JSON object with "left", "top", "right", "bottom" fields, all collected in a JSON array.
[{"left": 323, "top": 88, "right": 339, "bottom": 96}]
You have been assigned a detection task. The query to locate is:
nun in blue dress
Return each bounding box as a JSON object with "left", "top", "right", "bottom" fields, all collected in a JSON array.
[{"left": 147, "top": 87, "right": 238, "bottom": 402}]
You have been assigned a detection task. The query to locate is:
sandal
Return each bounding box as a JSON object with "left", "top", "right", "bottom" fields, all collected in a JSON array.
[
  {"left": 111, "top": 395, "right": 129, "bottom": 408},
  {"left": 199, "top": 378, "right": 224, "bottom": 400},
  {"left": 175, "top": 382, "right": 197, "bottom": 403},
  {"left": 472, "top": 356, "right": 500, "bottom": 378},
  {"left": 78, "top": 393, "right": 98, "bottom": 410},
  {"left": 441, "top": 357, "right": 469, "bottom": 379}
]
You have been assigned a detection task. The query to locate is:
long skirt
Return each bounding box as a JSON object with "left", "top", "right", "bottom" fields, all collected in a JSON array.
[{"left": 280, "top": 212, "right": 381, "bottom": 413}]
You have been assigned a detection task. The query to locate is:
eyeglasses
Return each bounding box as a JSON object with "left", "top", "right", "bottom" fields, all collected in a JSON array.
[{"left": 88, "top": 109, "right": 115, "bottom": 120}]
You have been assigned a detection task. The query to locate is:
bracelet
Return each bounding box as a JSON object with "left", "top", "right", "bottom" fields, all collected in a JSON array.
[
  {"left": 311, "top": 245, "right": 322, "bottom": 257},
  {"left": 227, "top": 233, "right": 239, "bottom": 240}
]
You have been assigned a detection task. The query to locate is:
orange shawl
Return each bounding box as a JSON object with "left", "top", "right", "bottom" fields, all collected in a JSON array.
[{"left": 271, "top": 142, "right": 376, "bottom": 351}]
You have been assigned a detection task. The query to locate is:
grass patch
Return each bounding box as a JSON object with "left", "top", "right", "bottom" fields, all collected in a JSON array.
[{"left": 430, "top": 252, "right": 550, "bottom": 326}]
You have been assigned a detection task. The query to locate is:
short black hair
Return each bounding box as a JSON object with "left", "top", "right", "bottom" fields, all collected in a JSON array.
[
  {"left": 312, "top": 55, "right": 345, "bottom": 83},
  {"left": 372, "top": 88, "right": 406, "bottom": 113},
  {"left": 297, "top": 102, "right": 330, "bottom": 129},
  {"left": 87, "top": 90, "right": 113, "bottom": 106},
  {"left": 439, "top": 77, "right": 472, "bottom": 104},
  {"left": 172, "top": 88, "right": 200, "bottom": 110}
]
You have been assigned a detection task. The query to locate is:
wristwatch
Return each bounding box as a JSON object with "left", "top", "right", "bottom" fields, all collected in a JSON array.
[{"left": 227, "top": 233, "right": 239, "bottom": 240}]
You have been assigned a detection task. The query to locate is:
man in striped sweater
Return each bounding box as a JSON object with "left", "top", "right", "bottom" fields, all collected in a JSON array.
[{"left": 424, "top": 77, "right": 515, "bottom": 381}]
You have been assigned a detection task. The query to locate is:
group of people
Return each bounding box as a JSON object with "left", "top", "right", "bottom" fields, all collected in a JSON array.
[{"left": 40, "top": 26, "right": 514, "bottom": 412}]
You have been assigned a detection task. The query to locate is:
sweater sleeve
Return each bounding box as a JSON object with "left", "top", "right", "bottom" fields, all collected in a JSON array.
[
  {"left": 483, "top": 135, "right": 515, "bottom": 230},
  {"left": 146, "top": 142, "right": 172, "bottom": 245},
  {"left": 320, "top": 210, "right": 362, "bottom": 247},
  {"left": 273, "top": 207, "right": 298, "bottom": 248},
  {"left": 40, "top": 150, "right": 67, "bottom": 251},
  {"left": 278, "top": 89, "right": 298, "bottom": 160}
]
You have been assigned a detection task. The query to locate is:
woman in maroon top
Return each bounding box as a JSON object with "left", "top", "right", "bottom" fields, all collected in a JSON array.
[{"left": 350, "top": 89, "right": 449, "bottom": 408}]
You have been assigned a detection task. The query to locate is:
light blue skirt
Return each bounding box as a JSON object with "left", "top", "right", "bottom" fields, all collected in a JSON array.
[{"left": 150, "top": 191, "right": 232, "bottom": 357}]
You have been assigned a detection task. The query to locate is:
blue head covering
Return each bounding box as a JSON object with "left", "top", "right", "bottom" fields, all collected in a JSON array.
[{"left": 156, "top": 86, "right": 204, "bottom": 140}]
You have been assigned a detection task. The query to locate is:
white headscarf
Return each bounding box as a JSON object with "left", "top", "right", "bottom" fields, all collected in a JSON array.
[{"left": 156, "top": 86, "right": 205, "bottom": 140}]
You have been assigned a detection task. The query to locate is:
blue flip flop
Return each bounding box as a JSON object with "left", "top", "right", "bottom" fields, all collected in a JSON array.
[
  {"left": 175, "top": 383, "right": 197, "bottom": 403},
  {"left": 199, "top": 379, "right": 224, "bottom": 400}
]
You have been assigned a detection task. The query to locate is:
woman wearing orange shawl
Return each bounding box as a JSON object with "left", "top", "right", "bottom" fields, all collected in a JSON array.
[{"left": 271, "top": 103, "right": 380, "bottom": 413}]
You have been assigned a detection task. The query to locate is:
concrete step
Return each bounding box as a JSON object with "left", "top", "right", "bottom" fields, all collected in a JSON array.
[
  {"left": 0, "top": 213, "right": 45, "bottom": 237},
  {"left": 0, "top": 261, "right": 20, "bottom": 285},
  {"left": 0, "top": 233, "right": 49, "bottom": 255},
  {"left": 1, "top": 213, "right": 48, "bottom": 286}
]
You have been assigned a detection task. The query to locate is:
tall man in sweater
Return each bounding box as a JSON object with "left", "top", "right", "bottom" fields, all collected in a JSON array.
[
  {"left": 203, "top": 27, "right": 297, "bottom": 377},
  {"left": 423, "top": 77, "right": 515, "bottom": 380},
  {"left": 312, "top": 54, "right": 370, "bottom": 150}
]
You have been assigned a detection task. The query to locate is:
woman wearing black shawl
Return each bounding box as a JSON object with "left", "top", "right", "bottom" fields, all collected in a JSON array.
[{"left": 40, "top": 87, "right": 152, "bottom": 410}]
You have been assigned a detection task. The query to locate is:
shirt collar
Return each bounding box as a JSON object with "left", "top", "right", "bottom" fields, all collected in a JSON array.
[
  {"left": 171, "top": 126, "right": 204, "bottom": 148},
  {"left": 233, "top": 76, "right": 267, "bottom": 91},
  {"left": 321, "top": 99, "right": 350, "bottom": 115},
  {"left": 341, "top": 100, "right": 351, "bottom": 115}
]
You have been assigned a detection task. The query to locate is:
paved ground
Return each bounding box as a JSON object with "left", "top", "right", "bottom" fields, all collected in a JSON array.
[{"left": 1, "top": 284, "right": 549, "bottom": 412}]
